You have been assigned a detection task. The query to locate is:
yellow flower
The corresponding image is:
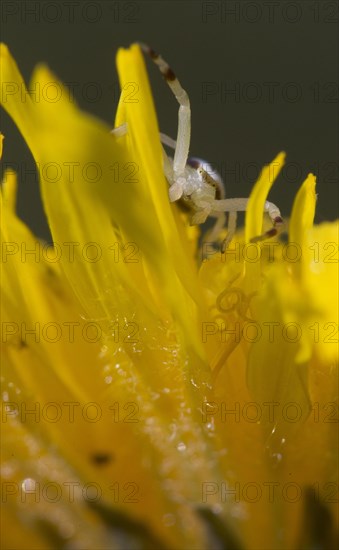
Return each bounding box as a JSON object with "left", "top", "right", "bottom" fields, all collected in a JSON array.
[{"left": 1, "top": 43, "right": 338, "bottom": 549}]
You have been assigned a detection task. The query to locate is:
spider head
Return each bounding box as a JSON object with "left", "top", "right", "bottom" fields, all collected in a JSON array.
[{"left": 168, "top": 162, "right": 221, "bottom": 210}]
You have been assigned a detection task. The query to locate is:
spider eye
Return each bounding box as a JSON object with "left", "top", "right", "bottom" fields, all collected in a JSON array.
[{"left": 187, "top": 157, "right": 201, "bottom": 170}]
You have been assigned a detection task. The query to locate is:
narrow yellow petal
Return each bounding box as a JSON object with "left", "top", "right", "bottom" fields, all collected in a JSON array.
[
  {"left": 115, "top": 44, "right": 202, "bottom": 300},
  {"left": 304, "top": 220, "right": 339, "bottom": 363},
  {"left": 115, "top": 44, "right": 210, "bottom": 368},
  {"left": 1, "top": 169, "right": 18, "bottom": 212},
  {"left": 244, "top": 152, "right": 285, "bottom": 289},
  {"left": 0, "top": 132, "right": 4, "bottom": 158},
  {"left": 289, "top": 173, "right": 317, "bottom": 279},
  {"left": 289, "top": 173, "right": 316, "bottom": 244},
  {"left": 245, "top": 151, "right": 285, "bottom": 244},
  {"left": 0, "top": 44, "right": 36, "bottom": 151}
]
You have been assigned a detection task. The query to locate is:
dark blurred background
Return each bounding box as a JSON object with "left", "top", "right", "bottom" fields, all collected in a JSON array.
[{"left": 1, "top": 0, "right": 338, "bottom": 241}]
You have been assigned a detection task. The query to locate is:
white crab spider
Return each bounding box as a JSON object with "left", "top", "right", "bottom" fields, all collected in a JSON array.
[{"left": 114, "top": 44, "right": 283, "bottom": 252}]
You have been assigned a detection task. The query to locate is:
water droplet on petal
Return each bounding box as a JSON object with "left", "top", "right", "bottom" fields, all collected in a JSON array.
[
  {"left": 212, "top": 503, "right": 222, "bottom": 514},
  {"left": 22, "top": 478, "right": 37, "bottom": 492},
  {"left": 163, "top": 513, "right": 176, "bottom": 526}
]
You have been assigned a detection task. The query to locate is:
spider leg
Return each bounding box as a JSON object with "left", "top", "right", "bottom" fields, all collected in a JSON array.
[
  {"left": 250, "top": 201, "right": 284, "bottom": 242},
  {"left": 160, "top": 132, "right": 177, "bottom": 150},
  {"left": 159, "top": 133, "right": 183, "bottom": 199},
  {"left": 138, "top": 43, "right": 191, "bottom": 177},
  {"left": 161, "top": 145, "right": 174, "bottom": 182},
  {"left": 110, "top": 123, "right": 128, "bottom": 137},
  {"left": 210, "top": 198, "right": 283, "bottom": 244},
  {"left": 205, "top": 210, "right": 237, "bottom": 253},
  {"left": 191, "top": 207, "right": 212, "bottom": 225},
  {"left": 160, "top": 143, "right": 184, "bottom": 201},
  {"left": 206, "top": 212, "right": 227, "bottom": 243},
  {"left": 221, "top": 211, "right": 237, "bottom": 253},
  {"left": 210, "top": 197, "right": 249, "bottom": 213}
]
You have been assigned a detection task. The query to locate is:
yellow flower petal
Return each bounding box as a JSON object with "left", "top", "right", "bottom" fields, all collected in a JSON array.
[
  {"left": 289, "top": 173, "right": 317, "bottom": 245},
  {"left": 0, "top": 44, "right": 36, "bottom": 152},
  {"left": 1, "top": 168, "right": 17, "bottom": 212},
  {"left": 289, "top": 172, "right": 317, "bottom": 279},
  {"left": 244, "top": 151, "right": 285, "bottom": 288},
  {"left": 115, "top": 44, "right": 210, "bottom": 364},
  {"left": 0, "top": 132, "right": 4, "bottom": 158}
]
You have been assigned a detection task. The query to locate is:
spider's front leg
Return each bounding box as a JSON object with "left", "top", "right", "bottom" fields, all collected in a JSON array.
[
  {"left": 168, "top": 175, "right": 189, "bottom": 202},
  {"left": 221, "top": 211, "right": 237, "bottom": 253},
  {"left": 190, "top": 203, "right": 213, "bottom": 225},
  {"left": 250, "top": 201, "right": 284, "bottom": 242},
  {"left": 209, "top": 198, "right": 284, "bottom": 250},
  {"left": 139, "top": 43, "right": 191, "bottom": 178},
  {"left": 200, "top": 210, "right": 236, "bottom": 254},
  {"left": 205, "top": 212, "right": 227, "bottom": 244}
]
